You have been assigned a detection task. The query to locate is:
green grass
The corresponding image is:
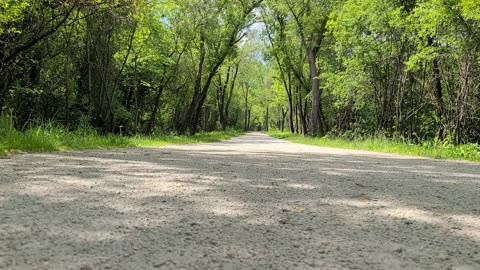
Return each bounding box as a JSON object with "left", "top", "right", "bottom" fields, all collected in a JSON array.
[
  {"left": 0, "top": 116, "right": 243, "bottom": 155},
  {"left": 268, "top": 131, "right": 480, "bottom": 162}
]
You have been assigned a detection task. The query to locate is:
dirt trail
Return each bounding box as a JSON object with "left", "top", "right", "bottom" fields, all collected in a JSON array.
[{"left": 1, "top": 132, "right": 480, "bottom": 269}]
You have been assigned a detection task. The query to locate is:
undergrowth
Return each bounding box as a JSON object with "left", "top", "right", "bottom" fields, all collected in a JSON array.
[
  {"left": 268, "top": 131, "right": 480, "bottom": 162},
  {"left": 0, "top": 115, "right": 242, "bottom": 155}
]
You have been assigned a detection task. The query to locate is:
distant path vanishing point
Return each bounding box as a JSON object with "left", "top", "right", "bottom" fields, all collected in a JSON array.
[{"left": 1, "top": 132, "right": 479, "bottom": 269}]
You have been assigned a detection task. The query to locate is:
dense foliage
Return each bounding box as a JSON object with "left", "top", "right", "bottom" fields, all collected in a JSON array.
[
  {"left": 263, "top": 0, "right": 480, "bottom": 144},
  {"left": 1, "top": 0, "right": 479, "bottom": 145},
  {"left": 0, "top": 0, "right": 263, "bottom": 135}
]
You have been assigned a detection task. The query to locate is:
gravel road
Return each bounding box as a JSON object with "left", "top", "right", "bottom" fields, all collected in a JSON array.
[{"left": 1, "top": 132, "right": 480, "bottom": 270}]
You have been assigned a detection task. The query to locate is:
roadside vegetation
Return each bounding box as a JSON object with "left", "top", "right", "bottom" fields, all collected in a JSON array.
[
  {"left": 0, "top": 115, "right": 242, "bottom": 156},
  {"left": 269, "top": 131, "right": 480, "bottom": 162},
  {"left": 1, "top": 1, "right": 480, "bottom": 159}
]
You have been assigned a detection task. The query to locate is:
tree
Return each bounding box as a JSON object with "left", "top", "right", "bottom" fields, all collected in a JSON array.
[{"left": 170, "top": 0, "right": 262, "bottom": 134}]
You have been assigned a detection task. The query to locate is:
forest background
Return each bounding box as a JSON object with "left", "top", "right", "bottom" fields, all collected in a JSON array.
[{"left": 1, "top": 0, "right": 479, "bottom": 160}]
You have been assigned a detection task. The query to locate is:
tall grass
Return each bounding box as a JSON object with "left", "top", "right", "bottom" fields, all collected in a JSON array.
[
  {"left": 0, "top": 115, "right": 243, "bottom": 155},
  {"left": 268, "top": 131, "right": 480, "bottom": 162}
]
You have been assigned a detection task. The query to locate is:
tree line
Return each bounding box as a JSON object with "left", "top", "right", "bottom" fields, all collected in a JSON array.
[
  {"left": 1, "top": 0, "right": 479, "bottom": 144},
  {"left": 263, "top": 0, "right": 480, "bottom": 144},
  {"left": 0, "top": 0, "right": 264, "bottom": 135}
]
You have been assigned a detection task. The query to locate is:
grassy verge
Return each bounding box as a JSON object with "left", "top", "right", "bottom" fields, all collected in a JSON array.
[
  {"left": 0, "top": 119, "right": 243, "bottom": 156},
  {"left": 268, "top": 131, "right": 480, "bottom": 162}
]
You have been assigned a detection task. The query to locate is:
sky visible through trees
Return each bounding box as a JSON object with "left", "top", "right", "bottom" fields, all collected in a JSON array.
[{"left": 1, "top": 0, "right": 479, "bottom": 145}]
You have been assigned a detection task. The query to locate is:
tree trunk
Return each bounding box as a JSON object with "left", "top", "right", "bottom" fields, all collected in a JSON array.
[
  {"left": 264, "top": 104, "right": 269, "bottom": 131},
  {"left": 225, "top": 63, "right": 239, "bottom": 126},
  {"left": 184, "top": 29, "right": 206, "bottom": 134},
  {"left": 308, "top": 48, "right": 326, "bottom": 137},
  {"left": 286, "top": 73, "right": 295, "bottom": 133},
  {"left": 455, "top": 53, "right": 473, "bottom": 144},
  {"left": 295, "top": 104, "right": 299, "bottom": 134},
  {"left": 281, "top": 107, "right": 287, "bottom": 132},
  {"left": 244, "top": 85, "right": 249, "bottom": 131},
  {"left": 296, "top": 86, "right": 308, "bottom": 135},
  {"left": 217, "top": 68, "right": 230, "bottom": 130},
  {"left": 65, "top": 53, "right": 70, "bottom": 127},
  {"left": 433, "top": 58, "right": 446, "bottom": 141},
  {"left": 146, "top": 86, "right": 165, "bottom": 134}
]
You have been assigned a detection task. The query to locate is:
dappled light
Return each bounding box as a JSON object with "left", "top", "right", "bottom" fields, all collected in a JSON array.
[
  {"left": 1, "top": 0, "right": 480, "bottom": 268},
  {"left": 326, "top": 198, "right": 480, "bottom": 240},
  {"left": 1, "top": 133, "right": 479, "bottom": 269}
]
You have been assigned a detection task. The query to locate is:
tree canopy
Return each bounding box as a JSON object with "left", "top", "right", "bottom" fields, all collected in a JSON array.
[{"left": 1, "top": 0, "right": 479, "bottom": 144}]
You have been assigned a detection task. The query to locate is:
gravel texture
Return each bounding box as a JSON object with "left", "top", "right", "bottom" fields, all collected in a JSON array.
[{"left": 1, "top": 132, "right": 480, "bottom": 270}]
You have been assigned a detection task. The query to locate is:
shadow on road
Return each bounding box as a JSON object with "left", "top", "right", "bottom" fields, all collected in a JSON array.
[{"left": 1, "top": 133, "right": 479, "bottom": 269}]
